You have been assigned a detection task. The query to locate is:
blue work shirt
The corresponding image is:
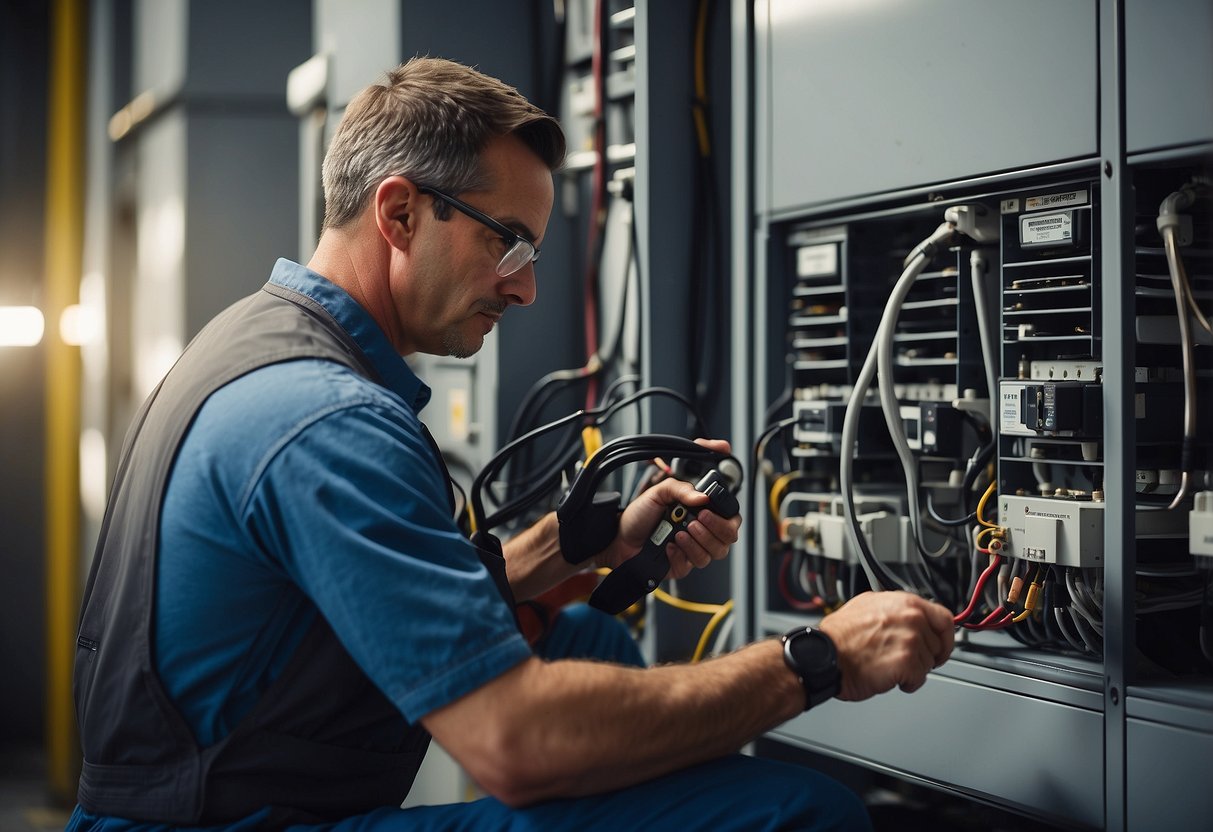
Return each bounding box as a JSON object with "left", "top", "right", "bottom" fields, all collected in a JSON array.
[{"left": 69, "top": 259, "right": 531, "bottom": 830}]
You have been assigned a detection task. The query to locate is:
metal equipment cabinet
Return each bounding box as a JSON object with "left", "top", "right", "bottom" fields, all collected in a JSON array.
[{"left": 732, "top": 1, "right": 1213, "bottom": 828}]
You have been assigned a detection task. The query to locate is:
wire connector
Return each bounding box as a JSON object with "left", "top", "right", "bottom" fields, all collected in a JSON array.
[
  {"left": 1157, "top": 182, "right": 1205, "bottom": 241},
  {"left": 902, "top": 220, "right": 957, "bottom": 267},
  {"left": 944, "top": 203, "right": 1000, "bottom": 243}
]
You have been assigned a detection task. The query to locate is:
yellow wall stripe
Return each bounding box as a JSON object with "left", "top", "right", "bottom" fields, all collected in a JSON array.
[{"left": 44, "top": 0, "right": 86, "bottom": 804}]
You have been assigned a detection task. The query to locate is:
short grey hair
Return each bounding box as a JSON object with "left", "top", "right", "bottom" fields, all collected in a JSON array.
[{"left": 321, "top": 56, "right": 565, "bottom": 229}]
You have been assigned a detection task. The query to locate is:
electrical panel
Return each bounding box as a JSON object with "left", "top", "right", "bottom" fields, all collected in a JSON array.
[
  {"left": 751, "top": 159, "right": 1212, "bottom": 825},
  {"left": 769, "top": 208, "right": 990, "bottom": 613}
]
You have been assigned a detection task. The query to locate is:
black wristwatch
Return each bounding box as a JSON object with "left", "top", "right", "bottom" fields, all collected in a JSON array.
[{"left": 780, "top": 626, "right": 841, "bottom": 711}]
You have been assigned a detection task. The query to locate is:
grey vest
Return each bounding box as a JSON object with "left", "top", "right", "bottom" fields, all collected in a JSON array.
[{"left": 74, "top": 283, "right": 470, "bottom": 826}]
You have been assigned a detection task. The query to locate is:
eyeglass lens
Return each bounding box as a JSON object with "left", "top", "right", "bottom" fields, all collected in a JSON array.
[{"left": 497, "top": 240, "right": 537, "bottom": 277}]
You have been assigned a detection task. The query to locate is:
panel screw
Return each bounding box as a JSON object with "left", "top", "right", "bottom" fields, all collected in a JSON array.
[
  {"left": 1104, "top": 160, "right": 1113, "bottom": 177},
  {"left": 1110, "top": 686, "right": 1120, "bottom": 705}
]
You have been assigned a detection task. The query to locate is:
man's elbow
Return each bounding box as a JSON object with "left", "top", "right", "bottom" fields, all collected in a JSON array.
[
  {"left": 423, "top": 658, "right": 584, "bottom": 807},
  {"left": 455, "top": 727, "right": 570, "bottom": 808}
]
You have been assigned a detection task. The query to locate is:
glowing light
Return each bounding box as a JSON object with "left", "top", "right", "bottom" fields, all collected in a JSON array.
[
  {"left": 79, "top": 270, "right": 109, "bottom": 384},
  {"left": 80, "top": 428, "right": 108, "bottom": 523},
  {"left": 60, "top": 303, "right": 103, "bottom": 347},
  {"left": 0, "top": 306, "right": 45, "bottom": 347},
  {"left": 135, "top": 334, "right": 184, "bottom": 401}
]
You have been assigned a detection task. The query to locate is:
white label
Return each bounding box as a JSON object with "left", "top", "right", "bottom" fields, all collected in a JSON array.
[
  {"left": 650, "top": 519, "right": 674, "bottom": 546},
  {"left": 1020, "top": 211, "right": 1073, "bottom": 246},
  {"left": 1000, "top": 198, "right": 1020, "bottom": 214},
  {"left": 1025, "top": 189, "right": 1088, "bottom": 211},
  {"left": 1000, "top": 385, "right": 1028, "bottom": 434},
  {"left": 797, "top": 243, "right": 838, "bottom": 278}
]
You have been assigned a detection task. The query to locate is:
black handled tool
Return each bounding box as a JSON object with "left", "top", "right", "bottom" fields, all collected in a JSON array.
[{"left": 589, "top": 469, "right": 740, "bottom": 615}]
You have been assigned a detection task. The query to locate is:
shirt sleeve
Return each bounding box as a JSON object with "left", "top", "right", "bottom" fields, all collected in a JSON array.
[{"left": 239, "top": 398, "right": 532, "bottom": 722}]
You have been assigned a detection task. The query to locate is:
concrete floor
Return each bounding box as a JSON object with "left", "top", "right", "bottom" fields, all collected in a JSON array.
[{"left": 0, "top": 745, "right": 73, "bottom": 832}]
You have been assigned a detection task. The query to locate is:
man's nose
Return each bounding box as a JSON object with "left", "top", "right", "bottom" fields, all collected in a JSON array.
[{"left": 502, "top": 263, "right": 537, "bottom": 307}]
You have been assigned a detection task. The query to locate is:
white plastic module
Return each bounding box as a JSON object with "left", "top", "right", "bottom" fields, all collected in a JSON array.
[
  {"left": 1029, "top": 359, "right": 1103, "bottom": 382},
  {"left": 1000, "top": 496, "right": 1104, "bottom": 566},
  {"left": 812, "top": 508, "right": 903, "bottom": 563},
  {"left": 786, "top": 494, "right": 912, "bottom": 564},
  {"left": 1191, "top": 491, "right": 1213, "bottom": 559},
  {"left": 1000, "top": 495, "right": 1188, "bottom": 567}
]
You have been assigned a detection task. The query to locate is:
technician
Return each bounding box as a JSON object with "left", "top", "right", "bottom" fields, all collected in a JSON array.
[{"left": 69, "top": 57, "right": 954, "bottom": 831}]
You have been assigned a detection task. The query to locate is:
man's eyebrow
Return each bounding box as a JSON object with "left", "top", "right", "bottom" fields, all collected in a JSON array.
[{"left": 501, "top": 217, "right": 538, "bottom": 245}]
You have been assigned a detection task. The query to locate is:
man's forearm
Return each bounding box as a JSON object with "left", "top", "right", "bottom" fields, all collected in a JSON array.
[
  {"left": 425, "top": 640, "right": 803, "bottom": 806},
  {"left": 425, "top": 591, "right": 954, "bottom": 807},
  {"left": 501, "top": 512, "right": 582, "bottom": 601},
  {"left": 515, "top": 640, "right": 803, "bottom": 799}
]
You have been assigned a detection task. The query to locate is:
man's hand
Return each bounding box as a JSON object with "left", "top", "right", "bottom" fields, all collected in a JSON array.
[
  {"left": 594, "top": 439, "right": 742, "bottom": 578},
  {"left": 818, "top": 591, "right": 955, "bottom": 700}
]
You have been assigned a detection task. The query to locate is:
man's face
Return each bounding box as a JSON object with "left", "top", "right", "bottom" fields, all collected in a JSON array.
[{"left": 393, "top": 133, "right": 554, "bottom": 358}]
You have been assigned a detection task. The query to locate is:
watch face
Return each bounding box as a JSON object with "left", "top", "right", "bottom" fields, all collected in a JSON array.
[
  {"left": 782, "top": 627, "right": 840, "bottom": 710},
  {"left": 790, "top": 629, "right": 835, "bottom": 674}
]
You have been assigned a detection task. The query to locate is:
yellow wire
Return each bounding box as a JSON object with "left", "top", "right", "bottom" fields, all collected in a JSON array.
[
  {"left": 652, "top": 586, "right": 729, "bottom": 616},
  {"left": 1012, "top": 587, "right": 1037, "bottom": 622},
  {"left": 581, "top": 425, "right": 603, "bottom": 462},
  {"left": 768, "top": 471, "right": 801, "bottom": 524},
  {"left": 976, "top": 481, "right": 999, "bottom": 528},
  {"left": 691, "top": 600, "right": 734, "bottom": 663},
  {"left": 652, "top": 587, "right": 733, "bottom": 662},
  {"left": 975, "top": 526, "right": 1000, "bottom": 546},
  {"left": 602, "top": 574, "right": 734, "bottom": 663},
  {"left": 1012, "top": 570, "right": 1045, "bottom": 622}
]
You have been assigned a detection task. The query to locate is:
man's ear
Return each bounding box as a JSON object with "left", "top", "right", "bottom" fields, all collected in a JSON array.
[{"left": 373, "top": 176, "right": 420, "bottom": 251}]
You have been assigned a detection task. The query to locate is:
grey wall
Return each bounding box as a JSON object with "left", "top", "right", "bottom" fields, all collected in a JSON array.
[
  {"left": 181, "top": 0, "right": 312, "bottom": 334},
  {"left": 121, "top": 0, "right": 311, "bottom": 407}
]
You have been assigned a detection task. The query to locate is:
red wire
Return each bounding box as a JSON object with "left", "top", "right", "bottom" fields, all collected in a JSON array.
[
  {"left": 974, "top": 605, "right": 1007, "bottom": 627},
  {"left": 965, "top": 610, "right": 1014, "bottom": 631},
  {"left": 954, "top": 554, "right": 1001, "bottom": 625},
  {"left": 777, "top": 551, "right": 822, "bottom": 611}
]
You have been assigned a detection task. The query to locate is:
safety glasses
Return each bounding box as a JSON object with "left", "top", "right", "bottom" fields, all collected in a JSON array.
[{"left": 419, "top": 186, "right": 540, "bottom": 277}]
